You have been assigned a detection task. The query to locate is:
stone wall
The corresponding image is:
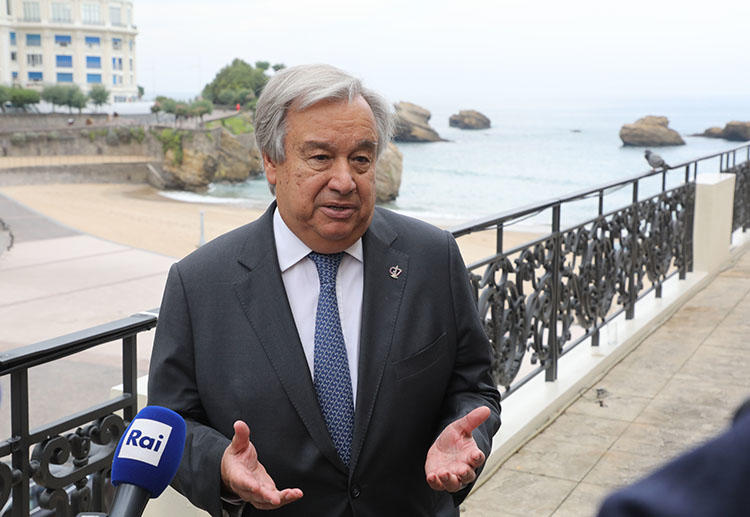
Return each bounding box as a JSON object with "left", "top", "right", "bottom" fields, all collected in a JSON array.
[
  {"left": 0, "top": 124, "right": 265, "bottom": 191},
  {"left": 0, "top": 125, "right": 163, "bottom": 158},
  {"left": 0, "top": 162, "right": 153, "bottom": 186},
  {"left": 0, "top": 113, "right": 110, "bottom": 132}
]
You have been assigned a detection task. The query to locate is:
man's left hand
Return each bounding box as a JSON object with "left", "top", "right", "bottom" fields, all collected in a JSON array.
[{"left": 425, "top": 406, "right": 490, "bottom": 492}]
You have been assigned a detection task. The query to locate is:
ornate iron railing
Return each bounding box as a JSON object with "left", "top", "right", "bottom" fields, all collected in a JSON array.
[
  {"left": 729, "top": 162, "right": 750, "bottom": 234},
  {"left": 1, "top": 144, "right": 749, "bottom": 514},
  {"left": 0, "top": 312, "right": 157, "bottom": 516},
  {"left": 452, "top": 143, "right": 750, "bottom": 396}
]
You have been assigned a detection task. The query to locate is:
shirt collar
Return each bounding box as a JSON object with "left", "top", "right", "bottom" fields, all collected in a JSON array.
[{"left": 273, "top": 207, "right": 363, "bottom": 272}]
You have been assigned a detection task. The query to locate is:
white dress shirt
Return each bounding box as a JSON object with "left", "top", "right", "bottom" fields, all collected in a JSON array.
[{"left": 273, "top": 208, "right": 363, "bottom": 406}]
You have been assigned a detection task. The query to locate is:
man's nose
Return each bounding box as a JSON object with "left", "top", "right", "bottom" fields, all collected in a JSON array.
[{"left": 327, "top": 158, "right": 356, "bottom": 194}]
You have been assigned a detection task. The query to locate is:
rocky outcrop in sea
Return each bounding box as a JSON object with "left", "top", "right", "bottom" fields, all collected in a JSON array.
[
  {"left": 375, "top": 142, "right": 403, "bottom": 202},
  {"left": 393, "top": 102, "right": 443, "bottom": 142},
  {"left": 697, "top": 121, "right": 750, "bottom": 142},
  {"left": 158, "top": 128, "right": 263, "bottom": 190},
  {"left": 619, "top": 116, "right": 685, "bottom": 147},
  {"left": 449, "top": 110, "right": 490, "bottom": 130}
]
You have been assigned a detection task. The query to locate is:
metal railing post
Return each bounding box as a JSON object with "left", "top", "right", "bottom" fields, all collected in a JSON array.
[
  {"left": 122, "top": 334, "right": 138, "bottom": 423},
  {"left": 10, "top": 369, "right": 30, "bottom": 517},
  {"left": 626, "top": 180, "right": 639, "bottom": 320},
  {"left": 546, "top": 204, "right": 561, "bottom": 382}
]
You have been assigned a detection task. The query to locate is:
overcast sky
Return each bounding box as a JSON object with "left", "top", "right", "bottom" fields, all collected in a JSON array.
[{"left": 134, "top": 0, "right": 750, "bottom": 109}]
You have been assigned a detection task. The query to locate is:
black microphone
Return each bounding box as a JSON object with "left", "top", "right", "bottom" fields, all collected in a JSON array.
[{"left": 106, "top": 405, "right": 186, "bottom": 517}]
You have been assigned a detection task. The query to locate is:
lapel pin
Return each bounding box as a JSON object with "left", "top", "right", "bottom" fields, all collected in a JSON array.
[{"left": 389, "top": 265, "right": 402, "bottom": 279}]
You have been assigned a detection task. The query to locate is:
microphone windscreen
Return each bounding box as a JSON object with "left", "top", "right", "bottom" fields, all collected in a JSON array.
[{"left": 111, "top": 405, "right": 186, "bottom": 498}]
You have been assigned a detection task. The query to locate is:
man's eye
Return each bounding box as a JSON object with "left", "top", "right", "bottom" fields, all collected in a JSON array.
[
  {"left": 352, "top": 156, "right": 371, "bottom": 165},
  {"left": 312, "top": 154, "right": 330, "bottom": 161}
]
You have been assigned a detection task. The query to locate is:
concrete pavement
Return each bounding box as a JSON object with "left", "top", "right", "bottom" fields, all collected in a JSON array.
[{"left": 0, "top": 193, "right": 173, "bottom": 440}]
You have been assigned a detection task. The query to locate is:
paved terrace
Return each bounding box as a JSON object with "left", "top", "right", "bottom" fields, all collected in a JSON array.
[
  {"left": 462, "top": 246, "right": 750, "bottom": 515},
  {"left": 1, "top": 193, "right": 749, "bottom": 516}
]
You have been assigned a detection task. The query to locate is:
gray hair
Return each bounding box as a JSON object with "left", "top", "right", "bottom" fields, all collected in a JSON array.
[{"left": 255, "top": 64, "right": 393, "bottom": 165}]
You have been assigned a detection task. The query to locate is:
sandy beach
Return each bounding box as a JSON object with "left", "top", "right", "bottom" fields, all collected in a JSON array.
[{"left": 0, "top": 182, "right": 542, "bottom": 264}]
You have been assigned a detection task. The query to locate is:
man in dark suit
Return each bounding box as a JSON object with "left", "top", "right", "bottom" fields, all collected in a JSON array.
[
  {"left": 597, "top": 400, "right": 750, "bottom": 516},
  {"left": 148, "top": 64, "right": 501, "bottom": 516}
]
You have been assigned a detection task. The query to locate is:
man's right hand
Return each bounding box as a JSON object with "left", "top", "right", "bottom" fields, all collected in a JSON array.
[{"left": 221, "top": 420, "right": 304, "bottom": 510}]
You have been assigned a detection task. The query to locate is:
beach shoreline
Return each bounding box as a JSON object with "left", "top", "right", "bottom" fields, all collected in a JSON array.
[{"left": 0, "top": 182, "right": 542, "bottom": 264}]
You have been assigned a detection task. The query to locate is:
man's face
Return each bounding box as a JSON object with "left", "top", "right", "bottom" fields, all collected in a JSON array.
[{"left": 265, "top": 95, "right": 378, "bottom": 254}]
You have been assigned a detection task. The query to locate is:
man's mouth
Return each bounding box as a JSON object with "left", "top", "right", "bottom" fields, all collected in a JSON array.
[{"left": 320, "top": 204, "right": 357, "bottom": 218}]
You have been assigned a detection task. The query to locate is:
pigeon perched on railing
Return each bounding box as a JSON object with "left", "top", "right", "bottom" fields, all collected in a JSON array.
[{"left": 644, "top": 150, "right": 670, "bottom": 170}]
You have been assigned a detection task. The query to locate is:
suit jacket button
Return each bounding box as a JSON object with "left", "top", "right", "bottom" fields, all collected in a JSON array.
[{"left": 351, "top": 484, "right": 361, "bottom": 499}]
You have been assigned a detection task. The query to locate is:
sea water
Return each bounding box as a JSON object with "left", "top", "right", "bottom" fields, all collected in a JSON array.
[{"left": 163, "top": 95, "right": 750, "bottom": 230}]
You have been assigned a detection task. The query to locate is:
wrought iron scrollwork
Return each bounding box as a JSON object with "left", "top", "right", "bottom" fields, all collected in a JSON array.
[
  {"left": 563, "top": 218, "right": 619, "bottom": 330},
  {"left": 470, "top": 182, "right": 696, "bottom": 391},
  {"left": 476, "top": 256, "right": 527, "bottom": 389},
  {"left": 26, "top": 414, "right": 125, "bottom": 516},
  {"left": 0, "top": 461, "right": 16, "bottom": 514},
  {"left": 731, "top": 163, "right": 750, "bottom": 233},
  {"left": 1, "top": 311, "right": 154, "bottom": 516}
]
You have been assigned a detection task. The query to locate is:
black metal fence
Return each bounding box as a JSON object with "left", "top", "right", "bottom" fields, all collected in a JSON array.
[
  {"left": 0, "top": 313, "right": 156, "bottom": 516},
  {"left": 1, "top": 144, "right": 749, "bottom": 515},
  {"left": 452, "top": 143, "right": 750, "bottom": 396}
]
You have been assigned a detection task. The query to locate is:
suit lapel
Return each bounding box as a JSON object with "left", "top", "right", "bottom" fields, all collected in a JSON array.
[
  {"left": 351, "top": 210, "right": 409, "bottom": 469},
  {"left": 232, "top": 203, "right": 347, "bottom": 472}
]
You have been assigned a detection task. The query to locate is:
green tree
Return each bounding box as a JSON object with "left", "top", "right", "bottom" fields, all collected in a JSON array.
[
  {"left": 254, "top": 61, "right": 270, "bottom": 71},
  {"left": 151, "top": 97, "right": 180, "bottom": 125},
  {"left": 174, "top": 102, "right": 189, "bottom": 126},
  {"left": 150, "top": 99, "right": 162, "bottom": 122},
  {"left": 0, "top": 85, "right": 9, "bottom": 112},
  {"left": 59, "top": 85, "right": 86, "bottom": 113},
  {"left": 9, "top": 87, "right": 41, "bottom": 110},
  {"left": 201, "top": 58, "right": 273, "bottom": 104},
  {"left": 137, "top": 85, "right": 144, "bottom": 99},
  {"left": 160, "top": 97, "right": 178, "bottom": 115},
  {"left": 41, "top": 84, "right": 68, "bottom": 112},
  {"left": 216, "top": 88, "right": 237, "bottom": 106},
  {"left": 236, "top": 88, "right": 255, "bottom": 104},
  {"left": 69, "top": 89, "right": 87, "bottom": 113},
  {"left": 191, "top": 98, "right": 213, "bottom": 121},
  {"left": 88, "top": 84, "right": 110, "bottom": 110},
  {"left": 272, "top": 63, "right": 285, "bottom": 72}
]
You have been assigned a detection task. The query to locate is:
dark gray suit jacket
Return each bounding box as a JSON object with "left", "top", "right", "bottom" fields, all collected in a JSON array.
[{"left": 148, "top": 203, "right": 501, "bottom": 516}]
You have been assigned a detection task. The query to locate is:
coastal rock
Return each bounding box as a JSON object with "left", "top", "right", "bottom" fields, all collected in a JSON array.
[
  {"left": 213, "top": 129, "right": 263, "bottom": 182},
  {"left": 160, "top": 128, "right": 261, "bottom": 190},
  {"left": 721, "top": 121, "right": 750, "bottom": 141},
  {"left": 162, "top": 147, "right": 217, "bottom": 190},
  {"left": 449, "top": 110, "right": 491, "bottom": 130},
  {"left": 375, "top": 142, "right": 403, "bottom": 202},
  {"left": 619, "top": 116, "right": 685, "bottom": 146},
  {"left": 699, "top": 127, "right": 724, "bottom": 138},
  {"left": 695, "top": 121, "right": 750, "bottom": 142},
  {"left": 393, "top": 102, "right": 443, "bottom": 142}
]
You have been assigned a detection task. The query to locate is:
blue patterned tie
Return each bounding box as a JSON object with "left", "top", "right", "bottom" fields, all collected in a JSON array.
[{"left": 308, "top": 252, "right": 355, "bottom": 465}]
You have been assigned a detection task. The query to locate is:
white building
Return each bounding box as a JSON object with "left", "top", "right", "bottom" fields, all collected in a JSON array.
[{"left": 0, "top": 0, "right": 138, "bottom": 102}]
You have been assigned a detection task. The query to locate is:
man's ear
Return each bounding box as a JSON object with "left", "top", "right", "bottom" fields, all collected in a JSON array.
[{"left": 263, "top": 153, "right": 277, "bottom": 186}]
